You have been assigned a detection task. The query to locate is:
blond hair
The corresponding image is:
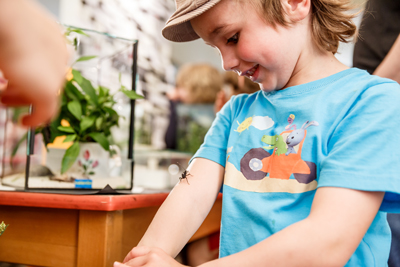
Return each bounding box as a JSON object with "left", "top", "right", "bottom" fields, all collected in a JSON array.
[
  {"left": 176, "top": 63, "right": 223, "bottom": 103},
  {"left": 248, "top": 0, "right": 357, "bottom": 54}
]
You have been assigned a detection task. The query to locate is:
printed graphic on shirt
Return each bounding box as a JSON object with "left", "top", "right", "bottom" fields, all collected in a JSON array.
[
  {"left": 234, "top": 116, "right": 275, "bottom": 133},
  {"left": 225, "top": 116, "right": 319, "bottom": 193},
  {"left": 285, "top": 114, "right": 297, "bottom": 131}
]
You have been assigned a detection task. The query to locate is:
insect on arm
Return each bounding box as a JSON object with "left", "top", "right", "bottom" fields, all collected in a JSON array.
[{"left": 176, "top": 162, "right": 192, "bottom": 185}]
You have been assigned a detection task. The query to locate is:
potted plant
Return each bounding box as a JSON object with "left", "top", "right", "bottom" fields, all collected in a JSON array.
[
  {"left": 42, "top": 66, "right": 143, "bottom": 175},
  {"left": 12, "top": 27, "right": 143, "bottom": 179}
]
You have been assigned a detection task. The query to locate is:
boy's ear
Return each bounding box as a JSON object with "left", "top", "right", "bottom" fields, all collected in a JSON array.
[{"left": 281, "top": 0, "right": 311, "bottom": 22}]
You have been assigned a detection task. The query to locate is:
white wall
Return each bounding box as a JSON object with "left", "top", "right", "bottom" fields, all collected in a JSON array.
[
  {"left": 36, "top": 0, "right": 60, "bottom": 18},
  {"left": 171, "top": 39, "right": 223, "bottom": 70}
]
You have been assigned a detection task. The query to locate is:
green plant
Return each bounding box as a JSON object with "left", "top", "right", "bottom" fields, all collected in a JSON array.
[
  {"left": 44, "top": 67, "right": 142, "bottom": 173},
  {"left": 12, "top": 27, "right": 143, "bottom": 174},
  {"left": 0, "top": 221, "right": 8, "bottom": 236}
]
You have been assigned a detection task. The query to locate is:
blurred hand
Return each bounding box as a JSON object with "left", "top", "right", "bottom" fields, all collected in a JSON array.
[
  {"left": 118, "top": 246, "right": 188, "bottom": 267},
  {"left": 0, "top": 0, "right": 68, "bottom": 127},
  {"left": 0, "top": 70, "right": 7, "bottom": 92}
]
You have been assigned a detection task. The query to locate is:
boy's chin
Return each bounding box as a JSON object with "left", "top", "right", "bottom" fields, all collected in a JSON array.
[
  {"left": 260, "top": 80, "right": 286, "bottom": 92},
  {"left": 260, "top": 86, "right": 280, "bottom": 92}
]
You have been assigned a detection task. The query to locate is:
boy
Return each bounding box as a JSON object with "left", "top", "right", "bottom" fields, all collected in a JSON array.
[{"left": 117, "top": 0, "right": 400, "bottom": 266}]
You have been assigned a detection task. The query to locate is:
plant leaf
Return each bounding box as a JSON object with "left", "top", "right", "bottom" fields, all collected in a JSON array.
[
  {"left": 121, "top": 89, "right": 144, "bottom": 100},
  {"left": 65, "top": 28, "right": 90, "bottom": 37},
  {"left": 80, "top": 116, "right": 95, "bottom": 132},
  {"left": 95, "top": 117, "right": 103, "bottom": 130},
  {"left": 57, "top": 126, "right": 75, "bottom": 133},
  {"left": 61, "top": 142, "right": 80, "bottom": 174},
  {"left": 88, "top": 132, "right": 110, "bottom": 151},
  {"left": 75, "top": 55, "right": 97, "bottom": 63},
  {"left": 11, "top": 132, "right": 28, "bottom": 158},
  {"left": 67, "top": 101, "right": 82, "bottom": 121},
  {"left": 64, "top": 81, "right": 85, "bottom": 101},
  {"left": 72, "top": 69, "right": 83, "bottom": 84},
  {"left": 99, "top": 86, "right": 109, "bottom": 98},
  {"left": 103, "top": 106, "right": 118, "bottom": 117},
  {"left": 10, "top": 132, "right": 28, "bottom": 169},
  {"left": 63, "top": 134, "right": 77, "bottom": 143},
  {"left": 73, "top": 38, "right": 78, "bottom": 50},
  {"left": 79, "top": 77, "right": 98, "bottom": 105}
]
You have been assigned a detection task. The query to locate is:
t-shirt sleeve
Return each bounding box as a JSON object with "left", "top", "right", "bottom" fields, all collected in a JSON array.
[
  {"left": 318, "top": 81, "right": 400, "bottom": 213},
  {"left": 190, "top": 97, "right": 235, "bottom": 167}
]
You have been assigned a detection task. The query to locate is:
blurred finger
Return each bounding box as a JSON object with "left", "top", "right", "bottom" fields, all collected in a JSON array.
[
  {"left": 0, "top": 94, "right": 31, "bottom": 106},
  {"left": 21, "top": 100, "right": 58, "bottom": 127},
  {"left": 0, "top": 75, "right": 7, "bottom": 92}
]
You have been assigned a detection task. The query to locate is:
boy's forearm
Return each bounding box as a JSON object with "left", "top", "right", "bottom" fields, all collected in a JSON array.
[
  {"left": 137, "top": 158, "right": 224, "bottom": 257},
  {"left": 200, "top": 218, "right": 345, "bottom": 267},
  {"left": 200, "top": 188, "right": 384, "bottom": 267}
]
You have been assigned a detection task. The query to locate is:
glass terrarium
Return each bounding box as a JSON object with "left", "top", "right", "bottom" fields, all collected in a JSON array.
[{"left": 0, "top": 26, "right": 140, "bottom": 192}]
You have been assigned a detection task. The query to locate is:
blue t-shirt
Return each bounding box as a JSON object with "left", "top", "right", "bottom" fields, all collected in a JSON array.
[{"left": 192, "top": 68, "right": 400, "bottom": 266}]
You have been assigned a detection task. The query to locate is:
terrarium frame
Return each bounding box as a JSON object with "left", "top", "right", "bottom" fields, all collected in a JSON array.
[{"left": 2, "top": 26, "right": 139, "bottom": 193}]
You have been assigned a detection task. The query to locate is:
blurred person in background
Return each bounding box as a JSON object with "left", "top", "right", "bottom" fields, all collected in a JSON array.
[
  {"left": 167, "top": 63, "right": 223, "bottom": 104},
  {"left": 214, "top": 72, "right": 260, "bottom": 113},
  {"left": 165, "top": 63, "right": 223, "bottom": 152}
]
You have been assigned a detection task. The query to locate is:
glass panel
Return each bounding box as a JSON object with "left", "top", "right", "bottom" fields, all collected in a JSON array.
[{"left": 0, "top": 25, "right": 139, "bottom": 191}]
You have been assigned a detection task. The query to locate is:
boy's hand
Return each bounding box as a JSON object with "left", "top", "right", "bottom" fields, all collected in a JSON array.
[{"left": 118, "top": 246, "right": 188, "bottom": 267}]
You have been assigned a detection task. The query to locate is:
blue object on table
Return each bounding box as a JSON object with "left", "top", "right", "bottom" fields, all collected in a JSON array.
[{"left": 75, "top": 179, "right": 92, "bottom": 189}]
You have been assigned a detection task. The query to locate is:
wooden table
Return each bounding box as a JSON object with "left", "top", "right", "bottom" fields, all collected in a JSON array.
[{"left": 0, "top": 191, "right": 222, "bottom": 267}]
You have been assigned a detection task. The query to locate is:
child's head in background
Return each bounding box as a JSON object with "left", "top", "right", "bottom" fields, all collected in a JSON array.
[
  {"left": 163, "top": 0, "right": 357, "bottom": 91},
  {"left": 214, "top": 72, "right": 260, "bottom": 112},
  {"left": 223, "top": 72, "right": 260, "bottom": 96},
  {"left": 167, "top": 63, "right": 223, "bottom": 104}
]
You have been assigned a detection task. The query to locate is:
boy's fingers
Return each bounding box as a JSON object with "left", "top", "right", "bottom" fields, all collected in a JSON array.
[
  {"left": 123, "top": 256, "right": 148, "bottom": 267},
  {"left": 123, "top": 246, "right": 151, "bottom": 263},
  {"left": 113, "top": 261, "right": 130, "bottom": 267}
]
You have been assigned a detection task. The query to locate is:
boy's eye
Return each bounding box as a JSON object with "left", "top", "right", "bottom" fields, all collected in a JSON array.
[{"left": 226, "top": 33, "right": 239, "bottom": 44}]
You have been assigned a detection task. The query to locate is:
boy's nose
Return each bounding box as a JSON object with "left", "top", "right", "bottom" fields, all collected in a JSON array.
[{"left": 220, "top": 50, "right": 240, "bottom": 72}]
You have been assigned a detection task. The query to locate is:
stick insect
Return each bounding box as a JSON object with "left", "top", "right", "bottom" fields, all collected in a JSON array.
[{"left": 176, "top": 162, "right": 192, "bottom": 185}]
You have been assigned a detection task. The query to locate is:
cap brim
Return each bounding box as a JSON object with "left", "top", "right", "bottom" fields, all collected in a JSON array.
[{"left": 162, "top": 0, "right": 222, "bottom": 42}]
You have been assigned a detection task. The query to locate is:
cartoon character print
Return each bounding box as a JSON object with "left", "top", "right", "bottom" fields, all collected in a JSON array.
[
  {"left": 261, "top": 134, "right": 287, "bottom": 156},
  {"left": 285, "top": 114, "right": 297, "bottom": 130},
  {"left": 239, "top": 117, "right": 318, "bottom": 185},
  {"left": 285, "top": 121, "right": 319, "bottom": 156},
  {"left": 234, "top": 117, "right": 253, "bottom": 134}
]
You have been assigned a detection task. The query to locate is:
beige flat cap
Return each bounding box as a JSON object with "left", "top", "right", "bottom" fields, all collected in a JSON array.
[{"left": 162, "top": 0, "right": 222, "bottom": 42}]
